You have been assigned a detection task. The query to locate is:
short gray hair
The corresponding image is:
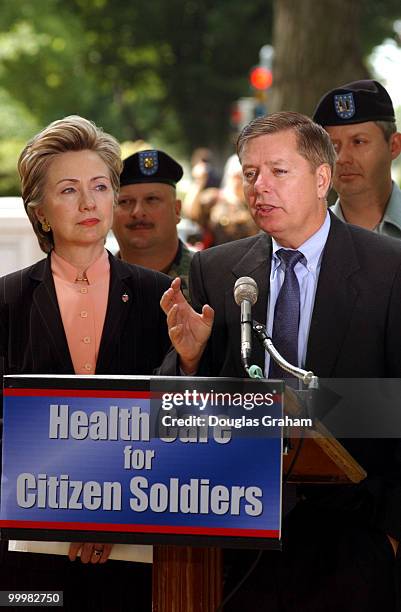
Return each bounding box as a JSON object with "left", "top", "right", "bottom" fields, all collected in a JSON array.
[
  {"left": 237, "top": 111, "right": 336, "bottom": 175},
  {"left": 375, "top": 120, "right": 397, "bottom": 142}
]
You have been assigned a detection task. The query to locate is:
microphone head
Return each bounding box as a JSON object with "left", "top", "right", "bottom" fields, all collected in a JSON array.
[{"left": 234, "top": 277, "right": 258, "bottom": 306}]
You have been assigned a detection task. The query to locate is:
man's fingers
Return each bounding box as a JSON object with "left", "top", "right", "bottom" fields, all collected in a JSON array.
[
  {"left": 169, "top": 324, "right": 184, "bottom": 344},
  {"left": 160, "top": 278, "right": 184, "bottom": 314},
  {"left": 167, "top": 302, "right": 213, "bottom": 331},
  {"left": 165, "top": 304, "right": 185, "bottom": 344},
  {"left": 160, "top": 288, "right": 175, "bottom": 314},
  {"left": 171, "top": 277, "right": 181, "bottom": 291},
  {"left": 201, "top": 304, "right": 215, "bottom": 327},
  {"left": 166, "top": 303, "right": 179, "bottom": 327}
]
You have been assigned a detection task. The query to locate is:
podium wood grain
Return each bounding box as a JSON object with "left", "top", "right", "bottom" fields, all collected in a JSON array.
[
  {"left": 152, "top": 546, "right": 222, "bottom": 611},
  {"left": 283, "top": 388, "right": 367, "bottom": 484}
]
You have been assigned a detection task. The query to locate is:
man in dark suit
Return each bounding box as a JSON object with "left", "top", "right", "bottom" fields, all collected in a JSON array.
[{"left": 161, "top": 111, "right": 401, "bottom": 611}]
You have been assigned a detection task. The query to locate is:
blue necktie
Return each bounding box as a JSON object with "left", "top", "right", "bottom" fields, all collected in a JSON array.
[{"left": 269, "top": 249, "right": 305, "bottom": 379}]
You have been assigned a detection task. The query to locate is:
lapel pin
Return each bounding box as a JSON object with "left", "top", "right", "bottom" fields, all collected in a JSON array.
[{"left": 122, "top": 293, "right": 129, "bottom": 303}]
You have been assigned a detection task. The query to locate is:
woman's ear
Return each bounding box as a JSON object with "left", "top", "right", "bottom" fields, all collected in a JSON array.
[{"left": 34, "top": 205, "right": 46, "bottom": 224}]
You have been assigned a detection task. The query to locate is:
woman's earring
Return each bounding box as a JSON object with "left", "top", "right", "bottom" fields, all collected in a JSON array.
[{"left": 41, "top": 219, "right": 51, "bottom": 232}]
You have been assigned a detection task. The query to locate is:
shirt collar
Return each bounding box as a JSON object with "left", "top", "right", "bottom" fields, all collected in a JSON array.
[
  {"left": 51, "top": 249, "right": 110, "bottom": 284},
  {"left": 332, "top": 182, "right": 401, "bottom": 233},
  {"left": 380, "top": 181, "right": 401, "bottom": 233},
  {"left": 271, "top": 211, "right": 331, "bottom": 273},
  {"left": 330, "top": 200, "right": 346, "bottom": 222}
]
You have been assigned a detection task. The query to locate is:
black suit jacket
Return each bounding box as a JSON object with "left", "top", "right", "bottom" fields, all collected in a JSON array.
[
  {"left": 189, "top": 213, "right": 401, "bottom": 379},
  {"left": 0, "top": 252, "right": 171, "bottom": 382},
  {"left": 162, "top": 213, "right": 401, "bottom": 538}
]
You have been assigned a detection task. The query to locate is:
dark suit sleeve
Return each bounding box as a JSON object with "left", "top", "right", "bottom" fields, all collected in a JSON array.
[
  {"left": 374, "top": 443, "right": 401, "bottom": 540},
  {"left": 154, "top": 273, "right": 173, "bottom": 367},
  {"left": 157, "top": 251, "right": 213, "bottom": 376},
  {"left": 376, "top": 261, "right": 401, "bottom": 540},
  {"left": 135, "top": 267, "right": 172, "bottom": 372},
  {"left": 191, "top": 250, "right": 234, "bottom": 377},
  {"left": 188, "top": 251, "right": 209, "bottom": 313},
  {"left": 188, "top": 251, "right": 215, "bottom": 375},
  {"left": 385, "top": 260, "right": 401, "bottom": 375}
]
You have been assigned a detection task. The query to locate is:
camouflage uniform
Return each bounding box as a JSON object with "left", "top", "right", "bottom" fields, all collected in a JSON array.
[
  {"left": 115, "top": 239, "right": 193, "bottom": 301},
  {"left": 166, "top": 240, "right": 193, "bottom": 301}
]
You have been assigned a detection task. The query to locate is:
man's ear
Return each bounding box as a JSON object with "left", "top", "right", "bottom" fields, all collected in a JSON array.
[
  {"left": 390, "top": 132, "right": 401, "bottom": 161},
  {"left": 316, "top": 164, "right": 332, "bottom": 199},
  {"left": 175, "top": 199, "right": 182, "bottom": 224}
]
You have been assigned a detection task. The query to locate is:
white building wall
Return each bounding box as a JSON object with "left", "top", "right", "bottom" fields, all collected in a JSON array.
[{"left": 0, "top": 198, "right": 43, "bottom": 276}]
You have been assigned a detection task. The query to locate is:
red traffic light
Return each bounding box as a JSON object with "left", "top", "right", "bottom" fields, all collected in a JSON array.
[{"left": 249, "top": 66, "right": 273, "bottom": 90}]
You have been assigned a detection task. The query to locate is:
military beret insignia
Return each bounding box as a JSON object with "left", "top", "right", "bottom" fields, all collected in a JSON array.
[
  {"left": 139, "top": 150, "right": 159, "bottom": 176},
  {"left": 120, "top": 149, "right": 184, "bottom": 187},
  {"left": 334, "top": 93, "right": 355, "bottom": 119}
]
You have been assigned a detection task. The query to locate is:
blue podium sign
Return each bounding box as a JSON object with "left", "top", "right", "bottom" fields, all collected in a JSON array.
[{"left": 1, "top": 375, "right": 284, "bottom": 549}]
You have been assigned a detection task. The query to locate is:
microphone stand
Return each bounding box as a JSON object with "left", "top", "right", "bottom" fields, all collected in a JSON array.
[
  {"left": 252, "top": 321, "right": 319, "bottom": 390},
  {"left": 251, "top": 320, "right": 319, "bottom": 455}
]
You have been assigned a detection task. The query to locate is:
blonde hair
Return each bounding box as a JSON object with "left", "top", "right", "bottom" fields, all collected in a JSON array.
[{"left": 18, "top": 115, "right": 122, "bottom": 253}]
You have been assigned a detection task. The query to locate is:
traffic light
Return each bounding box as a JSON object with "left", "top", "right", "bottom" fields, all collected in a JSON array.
[
  {"left": 249, "top": 66, "right": 273, "bottom": 91},
  {"left": 230, "top": 45, "right": 274, "bottom": 132},
  {"left": 248, "top": 45, "right": 274, "bottom": 118}
]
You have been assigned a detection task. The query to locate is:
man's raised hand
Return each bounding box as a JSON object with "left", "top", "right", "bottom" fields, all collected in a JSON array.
[{"left": 160, "top": 277, "right": 214, "bottom": 373}]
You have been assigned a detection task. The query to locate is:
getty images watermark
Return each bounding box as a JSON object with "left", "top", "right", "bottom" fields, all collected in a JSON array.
[{"left": 159, "top": 389, "right": 312, "bottom": 430}]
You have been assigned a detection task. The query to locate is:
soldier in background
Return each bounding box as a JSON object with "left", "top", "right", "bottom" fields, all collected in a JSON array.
[
  {"left": 113, "top": 149, "right": 193, "bottom": 299},
  {"left": 313, "top": 80, "right": 401, "bottom": 236}
]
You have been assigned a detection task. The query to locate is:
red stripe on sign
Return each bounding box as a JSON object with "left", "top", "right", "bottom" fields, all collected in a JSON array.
[
  {"left": 0, "top": 520, "right": 279, "bottom": 538},
  {"left": 3, "top": 389, "right": 151, "bottom": 399}
]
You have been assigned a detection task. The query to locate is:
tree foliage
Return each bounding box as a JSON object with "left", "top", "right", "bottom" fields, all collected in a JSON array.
[
  {"left": 361, "top": 0, "right": 401, "bottom": 53},
  {"left": 69, "top": 0, "right": 273, "bottom": 152},
  {"left": 0, "top": 0, "right": 272, "bottom": 154},
  {"left": 0, "top": 0, "right": 401, "bottom": 195}
]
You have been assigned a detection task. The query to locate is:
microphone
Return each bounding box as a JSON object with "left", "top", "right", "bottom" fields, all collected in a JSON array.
[{"left": 233, "top": 277, "right": 258, "bottom": 373}]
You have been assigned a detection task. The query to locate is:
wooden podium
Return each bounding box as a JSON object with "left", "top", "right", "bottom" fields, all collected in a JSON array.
[
  {"left": 0, "top": 375, "right": 367, "bottom": 612},
  {"left": 152, "top": 386, "right": 366, "bottom": 612},
  {"left": 152, "top": 545, "right": 223, "bottom": 612}
]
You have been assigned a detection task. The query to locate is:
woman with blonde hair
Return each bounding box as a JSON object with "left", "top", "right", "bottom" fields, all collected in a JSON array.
[{"left": 0, "top": 115, "right": 169, "bottom": 610}]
